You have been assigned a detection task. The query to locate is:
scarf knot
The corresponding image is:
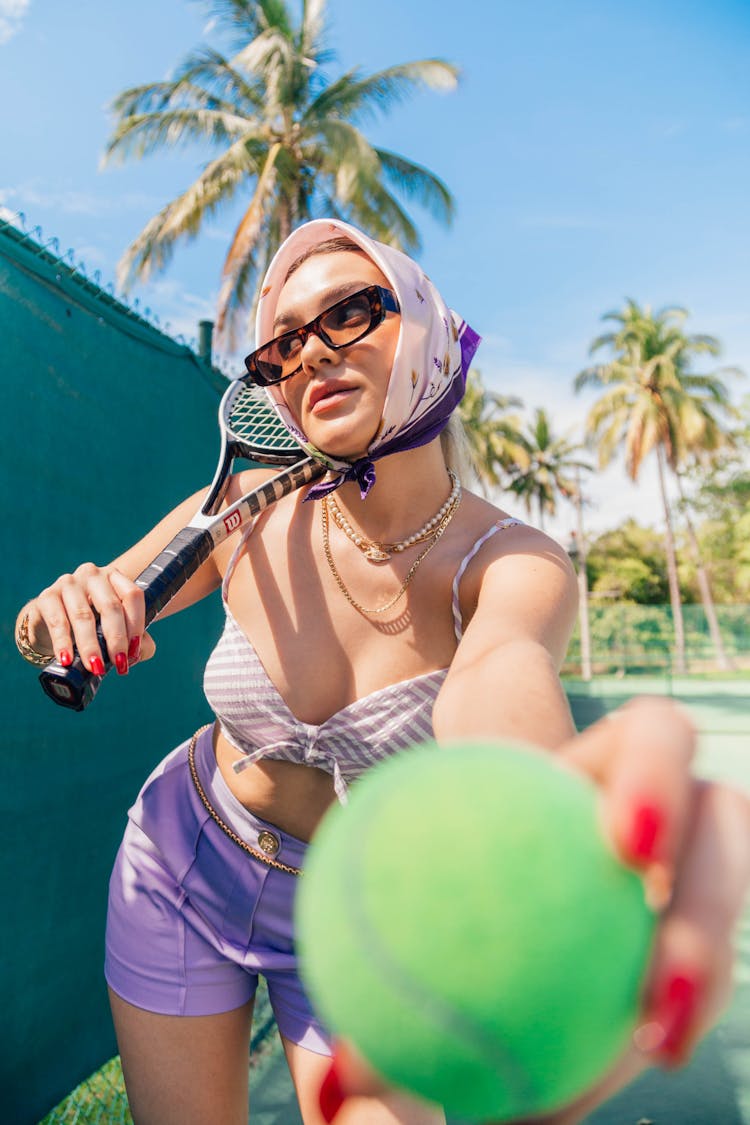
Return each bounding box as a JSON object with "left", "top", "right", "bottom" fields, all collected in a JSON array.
[{"left": 305, "top": 456, "right": 377, "bottom": 501}]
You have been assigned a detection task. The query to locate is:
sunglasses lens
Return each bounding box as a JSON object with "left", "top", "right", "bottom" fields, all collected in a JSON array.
[
  {"left": 319, "top": 291, "right": 379, "bottom": 345},
  {"left": 245, "top": 288, "right": 389, "bottom": 386}
]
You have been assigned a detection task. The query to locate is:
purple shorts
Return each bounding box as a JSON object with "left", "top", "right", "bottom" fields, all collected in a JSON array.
[{"left": 105, "top": 725, "right": 331, "bottom": 1055}]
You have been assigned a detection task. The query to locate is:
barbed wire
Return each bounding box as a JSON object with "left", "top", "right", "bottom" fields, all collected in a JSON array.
[{"left": 0, "top": 210, "right": 236, "bottom": 378}]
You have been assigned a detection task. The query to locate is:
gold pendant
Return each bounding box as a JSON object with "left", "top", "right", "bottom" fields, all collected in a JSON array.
[{"left": 364, "top": 545, "right": 391, "bottom": 563}]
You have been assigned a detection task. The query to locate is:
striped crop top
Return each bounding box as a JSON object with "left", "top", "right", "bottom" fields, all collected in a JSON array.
[{"left": 203, "top": 516, "right": 522, "bottom": 803}]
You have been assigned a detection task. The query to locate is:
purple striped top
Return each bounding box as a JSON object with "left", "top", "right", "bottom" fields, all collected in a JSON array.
[{"left": 203, "top": 517, "right": 521, "bottom": 803}]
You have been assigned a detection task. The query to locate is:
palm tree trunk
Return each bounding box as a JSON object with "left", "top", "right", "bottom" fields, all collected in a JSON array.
[
  {"left": 574, "top": 474, "right": 592, "bottom": 681},
  {"left": 674, "top": 474, "right": 734, "bottom": 671},
  {"left": 656, "top": 445, "right": 687, "bottom": 675},
  {"left": 571, "top": 481, "right": 593, "bottom": 675},
  {"left": 278, "top": 200, "right": 292, "bottom": 245}
]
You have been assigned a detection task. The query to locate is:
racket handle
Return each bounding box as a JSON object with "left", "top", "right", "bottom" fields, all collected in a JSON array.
[
  {"left": 39, "top": 632, "right": 109, "bottom": 711},
  {"left": 138, "top": 526, "right": 215, "bottom": 625},
  {"left": 38, "top": 526, "right": 215, "bottom": 711}
]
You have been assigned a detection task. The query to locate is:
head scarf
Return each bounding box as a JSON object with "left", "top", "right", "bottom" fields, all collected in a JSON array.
[{"left": 255, "top": 219, "right": 480, "bottom": 499}]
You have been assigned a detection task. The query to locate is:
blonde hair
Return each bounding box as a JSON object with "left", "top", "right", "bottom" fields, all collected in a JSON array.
[
  {"left": 284, "top": 236, "right": 367, "bottom": 280},
  {"left": 440, "top": 412, "right": 475, "bottom": 486}
]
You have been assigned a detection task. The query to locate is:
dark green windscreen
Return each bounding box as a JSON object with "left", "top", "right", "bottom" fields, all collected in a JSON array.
[{"left": 0, "top": 219, "right": 228, "bottom": 1124}]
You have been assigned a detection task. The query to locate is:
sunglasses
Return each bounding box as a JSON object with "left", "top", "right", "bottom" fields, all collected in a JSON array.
[{"left": 244, "top": 284, "right": 400, "bottom": 387}]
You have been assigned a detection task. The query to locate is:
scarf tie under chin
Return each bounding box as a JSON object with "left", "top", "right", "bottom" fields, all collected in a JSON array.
[{"left": 255, "top": 219, "right": 481, "bottom": 499}]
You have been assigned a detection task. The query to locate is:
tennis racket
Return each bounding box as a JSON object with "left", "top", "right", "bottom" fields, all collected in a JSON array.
[{"left": 39, "top": 378, "right": 326, "bottom": 711}]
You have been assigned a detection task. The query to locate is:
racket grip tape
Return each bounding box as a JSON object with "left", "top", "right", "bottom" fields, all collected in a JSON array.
[
  {"left": 38, "top": 526, "right": 214, "bottom": 711},
  {"left": 138, "top": 525, "right": 215, "bottom": 625}
]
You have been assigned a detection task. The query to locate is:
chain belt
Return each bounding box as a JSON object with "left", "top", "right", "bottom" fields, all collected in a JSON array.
[{"left": 187, "top": 726, "right": 304, "bottom": 877}]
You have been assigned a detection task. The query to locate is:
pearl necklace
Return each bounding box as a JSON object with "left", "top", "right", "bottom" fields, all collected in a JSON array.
[
  {"left": 321, "top": 485, "right": 462, "bottom": 616},
  {"left": 324, "top": 470, "right": 461, "bottom": 563}
]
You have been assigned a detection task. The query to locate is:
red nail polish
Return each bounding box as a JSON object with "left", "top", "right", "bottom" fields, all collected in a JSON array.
[
  {"left": 128, "top": 635, "right": 141, "bottom": 662},
  {"left": 627, "top": 802, "right": 666, "bottom": 864},
  {"left": 89, "top": 656, "right": 105, "bottom": 676},
  {"left": 653, "top": 972, "right": 702, "bottom": 1065},
  {"left": 58, "top": 650, "right": 73, "bottom": 667},
  {"left": 319, "top": 1057, "right": 346, "bottom": 1123},
  {"left": 115, "top": 652, "right": 128, "bottom": 676}
]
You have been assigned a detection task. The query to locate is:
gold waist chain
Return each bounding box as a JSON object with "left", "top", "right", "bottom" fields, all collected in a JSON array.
[{"left": 187, "top": 726, "right": 304, "bottom": 877}]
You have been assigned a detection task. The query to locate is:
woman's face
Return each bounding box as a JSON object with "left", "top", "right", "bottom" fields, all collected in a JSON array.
[{"left": 274, "top": 250, "right": 400, "bottom": 460}]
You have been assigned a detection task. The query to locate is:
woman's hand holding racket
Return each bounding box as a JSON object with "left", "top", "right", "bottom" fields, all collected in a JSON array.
[
  {"left": 28, "top": 379, "right": 325, "bottom": 710},
  {"left": 21, "top": 563, "right": 157, "bottom": 675}
]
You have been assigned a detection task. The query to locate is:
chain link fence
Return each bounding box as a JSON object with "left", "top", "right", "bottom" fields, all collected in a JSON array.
[{"left": 563, "top": 604, "right": 750, "bottom": 678}]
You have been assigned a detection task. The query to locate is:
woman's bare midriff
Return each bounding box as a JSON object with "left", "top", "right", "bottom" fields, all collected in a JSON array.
[{"left": 213, "top": 725, "right": 338, "bottom": 842}]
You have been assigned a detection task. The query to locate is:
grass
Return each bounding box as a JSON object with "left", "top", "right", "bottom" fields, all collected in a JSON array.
[{"left": 38, "top": 1057, "right": 132, "bottom": 1125}]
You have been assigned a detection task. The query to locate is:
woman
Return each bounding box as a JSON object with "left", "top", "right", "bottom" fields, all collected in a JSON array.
[{"left": 15, "top": 220, "right": 750, "bottom": 1125}]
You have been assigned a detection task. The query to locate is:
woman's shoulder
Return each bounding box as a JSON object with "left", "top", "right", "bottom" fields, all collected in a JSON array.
[
  {"left": 451, "top": 490, "right": 577, "bottom": 619},
  {"left": 443, "top": 491, "right": 578, "bottom": 665},
  {"left": 457, "top": 490, "right": 569, "bottom": 563}
]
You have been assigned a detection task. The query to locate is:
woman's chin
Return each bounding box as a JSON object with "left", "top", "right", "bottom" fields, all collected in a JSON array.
[
  {"left": 307, "top": 424, "right": 377, "bottom": 463},
  {"left": 321, "top": 444, "right": 369, "bottom": 463}
]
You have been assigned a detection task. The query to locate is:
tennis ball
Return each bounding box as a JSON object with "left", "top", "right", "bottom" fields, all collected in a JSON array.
[{"left": 296, "top": 741, "right": 656, "bottom": 1122}]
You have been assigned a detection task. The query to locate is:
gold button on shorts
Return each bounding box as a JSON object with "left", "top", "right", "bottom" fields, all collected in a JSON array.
[{"left": 258, "top": 830, "right": 281, "bottom": 858}]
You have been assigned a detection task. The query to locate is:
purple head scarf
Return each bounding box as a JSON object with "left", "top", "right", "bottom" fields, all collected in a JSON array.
[{"left": 255, "top": 219, "right": 480, "bottom": 499}]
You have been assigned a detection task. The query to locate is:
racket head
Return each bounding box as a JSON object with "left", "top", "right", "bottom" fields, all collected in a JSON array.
[
  {"left": 223, "top": 377, "right": 306, "bottom": 466},
  {"left": 200, "top": 377, "right": 311, "bottom": 517}
]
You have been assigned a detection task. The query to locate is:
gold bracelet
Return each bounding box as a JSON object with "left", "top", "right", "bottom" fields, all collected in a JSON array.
[{"left": 15, "top": 613, "right": 54, "bottom": 667}]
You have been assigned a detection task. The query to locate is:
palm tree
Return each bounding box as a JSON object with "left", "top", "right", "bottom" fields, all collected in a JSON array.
[
  {"left": 506, "top": 408, "right": 590, "bottom": 531},
  {"left": 575, "top": 300, "right": 740, "bottom": 673},
  {"left": 103, "top": 0, "right": 459, "bottom": 347},
  {"left": 457, "top": 369, "right": 528, "bottom": 496}
]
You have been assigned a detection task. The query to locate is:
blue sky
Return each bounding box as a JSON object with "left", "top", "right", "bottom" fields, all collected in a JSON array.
[{"left": 2, "top": 0, "right": 748, "bottom": 539}]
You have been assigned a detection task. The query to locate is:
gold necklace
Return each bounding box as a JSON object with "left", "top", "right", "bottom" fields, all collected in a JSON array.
[
  {"left": 321, "top": 488, "right": 462, "bottom": 616},
  {"left": 325, "top": 470, "right": 460, "bottom": 563}
]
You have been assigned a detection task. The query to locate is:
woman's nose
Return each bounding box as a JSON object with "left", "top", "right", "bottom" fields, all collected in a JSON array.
[{"left": 299, "top": 328, "right": 335, "bottom": 369}]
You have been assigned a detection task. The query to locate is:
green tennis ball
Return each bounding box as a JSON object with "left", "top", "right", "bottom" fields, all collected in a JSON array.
[{"left": 296, "top": 741, "right": 656, "bottom": 1122}]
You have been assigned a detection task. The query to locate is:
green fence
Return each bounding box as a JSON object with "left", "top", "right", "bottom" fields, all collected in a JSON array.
[
  {"left": 563, "top": 603, "right": 750, "bottom": 677},
  {"left": 0, "top": 218, "right": 229, "bottom": 1124}
]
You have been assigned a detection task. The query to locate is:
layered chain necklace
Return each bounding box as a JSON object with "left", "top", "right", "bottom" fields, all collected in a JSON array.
[
  {"left": 321, "top": 471, "right": 462, "bottom": 617},
  {"left": 325, "top": 470, "right": 461, "bottom": 562}
]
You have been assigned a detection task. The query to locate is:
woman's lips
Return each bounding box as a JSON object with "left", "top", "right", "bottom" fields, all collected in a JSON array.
[{"left": 309, "top": 383, "right": 355, "bottom": 414}]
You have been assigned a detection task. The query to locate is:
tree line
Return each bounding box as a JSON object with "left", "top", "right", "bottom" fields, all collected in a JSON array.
[{"left": 460, "top": 314, "right": 747, "bottom": 673}]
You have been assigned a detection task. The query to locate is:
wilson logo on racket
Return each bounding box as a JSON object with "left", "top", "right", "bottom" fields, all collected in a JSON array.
[{"left": 223, "top": 510, "right": 242, "bottom": 534}]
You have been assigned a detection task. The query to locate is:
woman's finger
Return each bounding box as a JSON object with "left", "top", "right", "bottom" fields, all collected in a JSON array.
[
  {"left": 137, "top": 631, "right": 157, "bottom": 663},
  {"left": 54, "top": 571, "right": 108, "bottom": 674},
  {"left": 560, "top": 698, "right": 697, "bottom": 901},
  {"left": 636, "top": 780, "right": 750, "bottom": 1068},
  {"left": 31, "top": 590, "right": 72, "bottom": 665},
  {"left": 109, "top": 569, "right": 146, "bottom": 673},
  {"left": 59, "top": 564, "right": 128, "bottom": 675}
]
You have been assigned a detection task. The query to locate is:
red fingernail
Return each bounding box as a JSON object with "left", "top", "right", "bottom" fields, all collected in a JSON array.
[
  {"left": 89, "top": 656, "right": 105, "bottom": 676},
  {"left": 319, "top": 1057, "right": 347, "bottom": 1123},
  {"left": 626, "top": 802, "right": 666, "bottom": 864},
  {"left": 115, "top": 652, "right": 128, "bottom": 676},
  {"left": 58, "top": 650, "right": 73, "bottom": 667},
  {"left": 128, "top": 635, "right": 141, "bottom": 662},
  {"left": 652, "top": 972, "right": 702, "bottom": 1065}
]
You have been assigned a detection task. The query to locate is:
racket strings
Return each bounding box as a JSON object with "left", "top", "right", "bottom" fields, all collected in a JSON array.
[{"left": 227, "top": 384, "right": 302, "bottom": 456}]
